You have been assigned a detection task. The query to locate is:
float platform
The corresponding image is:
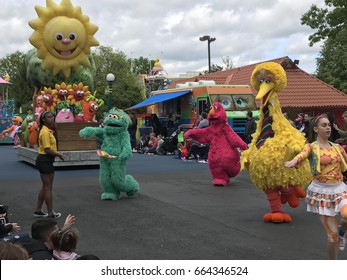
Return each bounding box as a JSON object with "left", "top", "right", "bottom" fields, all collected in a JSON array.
[{"left": 17, "top": 146, "right": 99, "bottom": 167}]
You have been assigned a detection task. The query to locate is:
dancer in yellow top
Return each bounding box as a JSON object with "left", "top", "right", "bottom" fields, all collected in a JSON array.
[{"left": 285, "top": 114, "right": 347, "bottom": 259}]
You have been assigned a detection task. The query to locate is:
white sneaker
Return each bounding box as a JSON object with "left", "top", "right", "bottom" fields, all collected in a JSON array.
[{"left": 338, "top": 235, "right": 346, "bottom": 251}]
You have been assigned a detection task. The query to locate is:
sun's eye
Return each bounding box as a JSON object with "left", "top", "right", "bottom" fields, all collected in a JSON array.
[
  {"left": 69, "top": 33, "right": 77, "bottom": 40},
  {"left": 55, "top": 32, "right": 63, "bottom": 41}
]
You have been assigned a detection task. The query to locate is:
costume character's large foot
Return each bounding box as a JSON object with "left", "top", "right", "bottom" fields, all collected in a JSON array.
[
  {"left": 125, "top": 175, "right": 140, "bottom": 196},
  {"left": 263, "top": 212, "right": 292, "bottom": 223},
  {"left": 287, "top": 187, "right": 306, "bottom": 208},
  {"left": 101, "top": 192, "right": 120, "bottom": 200},
  {"left": 213, "top": 178, "right": 228, "bottom": 186},
  {"left": 127, "top": 189, "right": 138, "bottom": 197},
  {"left": 280, "top": 187, "right": 306, "bottom": 208},
  {"left": 295, "top": 187, "right": 306, "bottom": 198}
]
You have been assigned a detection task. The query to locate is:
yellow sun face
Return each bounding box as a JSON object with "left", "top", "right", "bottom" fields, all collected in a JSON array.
[{"left": 29, "top": 0, "right": 99, "bottom": 77}]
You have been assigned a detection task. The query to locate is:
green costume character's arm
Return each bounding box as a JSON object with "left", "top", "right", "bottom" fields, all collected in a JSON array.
[
  {"left": 79, "top": 127, "right": 104, "bottom": 141},
  {"left": 118, "top": 132, "right": 132, "bottom": 160}
]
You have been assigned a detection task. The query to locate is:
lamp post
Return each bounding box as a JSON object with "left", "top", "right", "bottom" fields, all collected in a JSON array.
[
  {"left": 106, "top": 73, "right": 115, "bottom": 111},
  {"left": 199, "top": 35, "right": 216, "bottom": 73}
]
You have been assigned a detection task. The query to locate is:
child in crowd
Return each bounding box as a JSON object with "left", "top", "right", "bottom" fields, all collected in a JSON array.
[
  {"left": 0, "top": 241, "right": 30, "bottom": 260},
  {"left": 51, "top": 227, "right": 80, "bottom": 260},
  {"left": 177, "top": 142, "right": 188, "bottom": 160}
]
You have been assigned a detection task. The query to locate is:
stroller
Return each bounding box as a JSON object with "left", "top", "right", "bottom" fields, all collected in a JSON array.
[{"left": 156, "top": 130, "right": 178, "bottom": 155}]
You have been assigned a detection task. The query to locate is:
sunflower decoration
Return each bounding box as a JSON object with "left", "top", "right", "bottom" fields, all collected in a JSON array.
[
  {"left": 41, "top": 87, "right": 57, "bottom": 112},
  {"left": 69, "top": 82, "right": 90, "bottom": 106},
  {"left": 28, "top": 0, "right": 99, "bottom": 77},
  {"left": 54, "top": 82, "right": 73, "bottom": 105}
]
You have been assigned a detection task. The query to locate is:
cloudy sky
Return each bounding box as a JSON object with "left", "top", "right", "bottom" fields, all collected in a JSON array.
[{"left": 0, "top": 0, "right": 325, "bottom": 77}]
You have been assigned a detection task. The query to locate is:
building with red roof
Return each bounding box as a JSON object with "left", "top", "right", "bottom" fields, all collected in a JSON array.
[{"left": 170, "top": 56, "right": 347, "bottom": 127}]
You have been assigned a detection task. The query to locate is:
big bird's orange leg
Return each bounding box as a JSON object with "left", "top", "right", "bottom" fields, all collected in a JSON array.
[
  {"left": 280, "top": 186, "right": 306, "bottom": 208},
  {"left": 263, "top": 189, "right": 292, "bottom": 223}
]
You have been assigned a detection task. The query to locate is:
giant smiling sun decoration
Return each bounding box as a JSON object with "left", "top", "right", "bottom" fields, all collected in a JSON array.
[{"left": 28, "top": 0, "right": 99, "bottom": 77}]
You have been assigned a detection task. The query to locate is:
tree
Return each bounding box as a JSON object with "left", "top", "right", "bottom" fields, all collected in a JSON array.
[
  {"left": 92, "top": 46, "right": 146, "bottom": 115},
  {"left": 130, "top": 56, "right": 152, "bottom": 75},
  {"left": 203, "top": 64, "right": 223, "bottom": 74},
  {"left": 316, "top": 30, "right": 347, "bottom": 93},
  {"left": 0, "top": 51, "right": 32, "bottom": 112},
  {"left": 301, "top": 0, "right": 347, "bottom": 93},
  {"left": 221, "top": 56, "right": 234, "bottom": 70}
]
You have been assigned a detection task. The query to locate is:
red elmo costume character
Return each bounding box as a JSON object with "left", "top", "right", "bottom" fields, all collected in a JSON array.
[{"left": 184, "top": 102, "right": 247, "bottom": 186}]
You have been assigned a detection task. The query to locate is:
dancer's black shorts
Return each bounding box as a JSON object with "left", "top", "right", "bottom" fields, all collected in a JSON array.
[{"left": 36, "top": 154, "right": 55, "bottom": 174}]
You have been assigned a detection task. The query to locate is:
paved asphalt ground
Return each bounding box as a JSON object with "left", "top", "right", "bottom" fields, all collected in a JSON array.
[{"left": 1, "top": 144, "right": 346, "bottom": 260}]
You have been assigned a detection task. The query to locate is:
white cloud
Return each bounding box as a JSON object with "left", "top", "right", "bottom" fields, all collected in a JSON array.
[{"left": 0, "top": 0, "right": 325, "bottom": 77}]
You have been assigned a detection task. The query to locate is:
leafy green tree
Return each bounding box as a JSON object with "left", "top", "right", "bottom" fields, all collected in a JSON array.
[
  {"left": 0, "top": 51, "right": 32, "bottom": 113},
  {"left": 130, "top": 56, "right": 152, "bottom": 75},
  {"left": 301, "top": 0, "right": 347, "bottom": 93},
  {"left": 92, "top": 46, "right": 146, "bottom": 115},
  {"left": 316, "top": 30, "right": 347, "bottom": 92}
]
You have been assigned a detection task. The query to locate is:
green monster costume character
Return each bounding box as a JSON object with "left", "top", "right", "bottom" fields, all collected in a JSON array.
[{"left": 79, "top": 108, "right": 140, "bottom": 200}]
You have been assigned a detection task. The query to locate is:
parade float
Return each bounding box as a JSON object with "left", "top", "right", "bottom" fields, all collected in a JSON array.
[{"left": 17, "top": 0, "right": 102, "bottom": 166}]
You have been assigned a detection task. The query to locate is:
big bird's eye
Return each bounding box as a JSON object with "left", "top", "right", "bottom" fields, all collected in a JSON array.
[
  {"left": 69, "top": 33, "right": 77, "bottom": 40},
  {"left": 55, "top": 33, "right": 63, "bottom": 41},
  {"left": 265, "top": 76, "right": 271, "bottom": 83},
  {"left": 258, "top": 78, "right": 264, "bottom": 84}
]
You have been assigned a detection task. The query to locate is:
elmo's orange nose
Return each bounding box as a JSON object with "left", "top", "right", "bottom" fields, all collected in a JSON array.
[{"left": 209, "top": 107, "right": 215, "bottom": 117}]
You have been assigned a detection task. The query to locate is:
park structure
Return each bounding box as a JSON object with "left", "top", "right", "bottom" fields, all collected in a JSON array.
[{"left": 17, "top": 0, "right": 103, "bottom": 166}]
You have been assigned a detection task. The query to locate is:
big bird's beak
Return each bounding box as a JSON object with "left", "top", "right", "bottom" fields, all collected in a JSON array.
[{"left": 256, "top": 82, "right": 275, "bottom": 105}]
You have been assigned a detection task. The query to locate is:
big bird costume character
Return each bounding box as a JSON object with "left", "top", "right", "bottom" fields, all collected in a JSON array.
[
  {"left": 79, "top": 108, "right": 139, "bottom": 200},
  {"left": 241, "top": 62, "right": 312, "bottom": 223},
  {"left": 185, "top": 102, "right": 248, "bottom": 186}
]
